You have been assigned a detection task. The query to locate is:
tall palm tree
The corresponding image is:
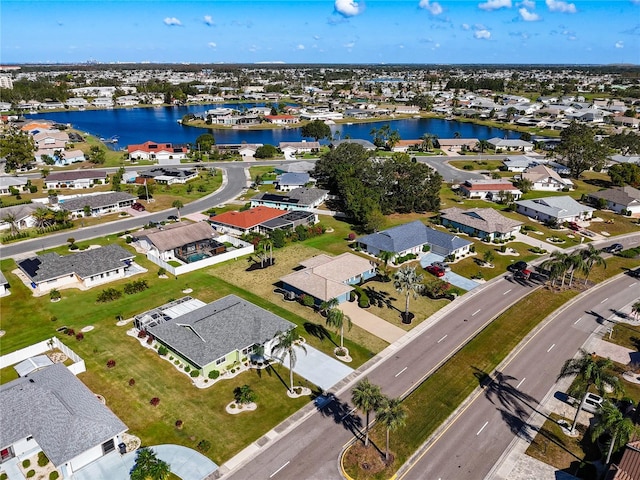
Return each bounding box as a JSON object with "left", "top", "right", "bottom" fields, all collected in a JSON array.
[
  {"left": 271, "top": 329, "right": 306, "bottom": 393},
  {"left": 580, "top": 244, "right": 607, "bottom": 286},
  {"left": 566, "top": 250, "right": 586, "bottom": 288},
  {"left": 2, "top": 213, "right": 19, "bottom": 235},
  {"left": 377, "top": 250, "right": 395, "bottom": 280},
  {"left": 541, "top": 251, "right": 570, "bottom": 288},
  {"left": 325, "top": 307, "right": 352, "bottom": 352},
  {"left": 591, "top": 400, "right": 637, "bottom": 464},
  {"left": 393, "top": 266, "right": 424, "bottom": 324},
  {"left": 33, "top": 207, "right": 53, "bottom": 229},
  {"left": 632, "top": 301, "right": 640, "bottom": 319},
  {"left": 557, "top": 349, "right": 623, "bottom": 433},
  {"left": 376, "top": 396, "right": 408, "bottom": 462},
  {"left": 351, "top": 378, "right": 383, "bottom": 447},
  {"left": 420, "top": 133, "right": 437, "bottom": 152},
  {"left": 171, "top": 200, "right": 183, "bottom": 221}
]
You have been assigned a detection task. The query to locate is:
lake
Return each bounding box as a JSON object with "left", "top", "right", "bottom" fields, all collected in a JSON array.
[{"left": 27, "top": 105, "right": 517, "bottom": 150}]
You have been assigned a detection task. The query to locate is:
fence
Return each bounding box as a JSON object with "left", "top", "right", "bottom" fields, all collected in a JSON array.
[{"left": 0, "top": 337, "right": 86, "bottom": 375}]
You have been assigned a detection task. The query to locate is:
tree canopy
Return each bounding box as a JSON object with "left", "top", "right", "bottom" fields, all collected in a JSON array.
[
  {"left": 301, "top": 120, "right": 332, "bottom": 141},
  {"left": 0, "top": 130, "right": 35, "bottom": 172},
  {"left": 313, "top": 144, "right": 441, "bottom": 231},
  {"left": 608, "top": 163, "right": 640, "bottom": 188},
  {"left": 552, "top": 122, "right": 608, "bottom": 178},
  {"left": 194, "top": 133, "right": 215, "bottom": 152},
  {"left": 254, "top": 144, "right": 279, "bottom": 158}
]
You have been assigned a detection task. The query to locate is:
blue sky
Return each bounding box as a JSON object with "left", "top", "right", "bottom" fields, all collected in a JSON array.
[{"left": 1, "top": 0, "right": 639, "bottom": 65}]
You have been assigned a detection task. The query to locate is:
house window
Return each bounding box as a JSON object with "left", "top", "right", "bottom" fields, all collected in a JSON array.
[
  {"left": 102, "top": 439, "right": 115, "bottom": 455},
  {"left": 215, "top": 357, "right": 225, "bottom": 365},
  {"left": 26, "top": 436, "right": 33, "bottom": 442}
]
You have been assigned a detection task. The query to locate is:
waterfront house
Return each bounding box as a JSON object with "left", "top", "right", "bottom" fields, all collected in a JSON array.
[
  {"left": 59, "top": 192, "right": 136, "bottom": 217},
  {"left": 250, "top": 187, "right": 328, "bottom": 212},
  {"left": 437, "top": 138, "right": 479, "bottom": 152},
  {"left": 515, "top": 196, "right": 595, "bottom": 223},
  {"left": 45, "top": 170, "right": 107, "bottom": 190},
  {"left": 487, "top": 138, "right": 534, "bottom": 152},
  {"left": 264, "top": 115, "right": 298, "bottom": 125},
  {"left": 440, "top": 207, "right": 523, "bottom": 241},
  {"left": 128, "top": 141, "right": 189, "bottom": 164}
]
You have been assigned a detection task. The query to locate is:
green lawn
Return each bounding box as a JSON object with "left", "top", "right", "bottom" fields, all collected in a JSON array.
[
  {"left": 448, "top": 160, "right": 505, "bottom": 171},
  {"left": 452, "top": 241, "right": 539, "bottom": 280}
]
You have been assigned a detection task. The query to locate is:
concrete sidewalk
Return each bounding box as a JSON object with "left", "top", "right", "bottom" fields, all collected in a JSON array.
[
  {"left": 339, "top": 301, "right": 406, "bottom": 344},
  {"left": 513, "top": 231, "right": 562, "bottom": 253}
]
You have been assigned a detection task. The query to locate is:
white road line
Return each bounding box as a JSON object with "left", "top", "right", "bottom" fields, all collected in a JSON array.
[
  {"left": 574, "top": 317, "right": 583, "bottom": 324},
  {"left": 631, "top": 284, "right": 638, "bottom": 288},
  {"left": 503, "top": 289, "right": 512, "bottom": 295},
  {"left": 547, "top": 344, "right": 555, "bottom": 353},
  {"left": 476, "top": 421, "right": 489, "bottom": 436},
  {"left": 340, "top": 407, "right": 357, "bottom": 421},
  {"left": 516, "top": 377, "right": 526, "bottom": 389},
  {"left": 600, "top": 298, "right": 609, "bottom": 304},
  {"left": 437, "top": 334, "right": 448, "bottom": 344},
  {"left": 472, "top": 309, "right": 481, "bottom": 316},
  {"left": 395, "top": 367, "right": 408, "bottom": 378},
  {"left": 269, "top": 461, "right": 290, "bottom": 478}
]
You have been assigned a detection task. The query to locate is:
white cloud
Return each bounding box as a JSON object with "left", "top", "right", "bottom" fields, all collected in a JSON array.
[
  {"left": 419, "top": 0, "right": 443, "bottom": 15},
  {"left": 519, "top": 7, "right": 540, "bottom": 20},
  {"left": 615, "top": 40, "right": 624, "bottom": 48},
  {"left": 632, "top": 0, "right": 640, "bottom": 4},
  {"left": 313, "top": 35, "right": 321, "bottom": 40},
  {"left": 297, "top": 44, "right": 305, "bottom": 50},
  {"left": 520, "top": 0, "right": 535, "bottom": 8},
  {"left": 461, "top": 23, "right": 471, "bottom": 30},
  {"left": 474, "top": 29, "right": 491, "bottom": 39},
  {"left": 207, "top": 42, "right": 217, "bottom": 48},
  {"left": 343, "top": 41, "right": 356, "bottom": 48},
  {"left": 163, "top": 17, "right": 182, "bottom": 26},
  {"left": 335, "top": 0, "right": 364, "bottom": 17},
  {"left": 545, "top": 0, "right": 577, "bottom": 13},
  {"left": 204, "top": 15, "right": 214, "bottom": 26},
  {"left": 478, "top": 0, "right": 512, "bottom": 11}
]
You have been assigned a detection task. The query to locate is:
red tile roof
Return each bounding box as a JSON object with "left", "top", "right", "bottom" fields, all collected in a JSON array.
[
  {"left": 211, "top": 206, "right": 286, "bottom": 229},
  {"left": 127, "top": 141, "right": 187, "bottom": 154}
]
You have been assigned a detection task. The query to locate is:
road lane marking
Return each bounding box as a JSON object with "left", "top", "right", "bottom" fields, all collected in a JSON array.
[
  {"left": 476, "top": 421, "right": 489, "bottom": 436},
  {"left": 547, "top": 344, "right": 555, "bottom": 352},
  {"left": 574, "top": 317, "right": 583, "bottom": 324},
  {"left": 340, "top": 407, "right": 357, "bottom": 421},
  {"left": 600, "top": 298, "right": 609, "bottom": 304},
  {"left": 503, "top": 289, "right": 512, "bottom": 295},
  {"left": 472, "top": 309, "right": 481, "bottom": 316},
  {"left": 269, "top": 461, "right": 290, "bottom": 478},
  {"left": 437, "top": 335, "right": 448, "bottom": 344},
  {"left": 395, "top": 367, "right": 408, "bottom": 378},
  {"left": 516, "top": 377, "right": 526, "bottom": 389},
  {"left": 631, "top": 284, "right": 638, "bottom": 288}
]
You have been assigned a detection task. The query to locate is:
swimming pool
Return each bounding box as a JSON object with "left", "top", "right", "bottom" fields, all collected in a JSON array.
[{"left": 186, "top": 252, "right": 211, "bottom": 263}]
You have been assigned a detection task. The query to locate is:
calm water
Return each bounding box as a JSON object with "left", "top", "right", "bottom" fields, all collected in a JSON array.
[{"left": 27, "top": 105, "right": 516, "bottom": 150}]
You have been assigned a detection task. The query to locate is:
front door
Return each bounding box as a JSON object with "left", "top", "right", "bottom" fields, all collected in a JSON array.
[{"left": 0, "top": 446, "right": 14, "bottom": 463}]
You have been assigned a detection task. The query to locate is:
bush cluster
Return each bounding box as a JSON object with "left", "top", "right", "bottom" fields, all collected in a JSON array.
[
  {"left": 208, "top": 370, "right": 220, "bottom": 379},
  {"left": 97, "top": 288, "right": 122, "bottom": 303},
  {"left": 158, "top": 345, "right": 168, "bottom": 356},
  {"left": 123, "top": 279, "right": 149, "bottom": 295}
]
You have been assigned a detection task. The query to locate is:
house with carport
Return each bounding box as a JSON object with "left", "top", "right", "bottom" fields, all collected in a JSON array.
[
  {"left": 145, "top": 295, "right": 296, "bottom": 376},
  {"left": 210, "top": 206, "right": 287, "bottom": 236},
  {"left": 59, "top": 192, "right": 136, "bottom": 217},
  {"left": 440, "top": 207, "right": 523, "bottom": 241},
  {"left": 280, "top": 253, "right": 376, "bottom": 305},
  {"left": 515, "top": 196, "right": 595, "bottom": 224},
  {"left": 0, "top": 363, "right": 128, "bottom": 479},
  {"left": 459, "top": 179, "right": 523, "bottom": 202},
  {"left": 518, "top": 165, "right": 574, "bottom": 191},
  {"left": 250, "top": 188, "right": 328, "bottom": 212},
  {"left": 45, "top": 170, "right": 107, "bottom": 190},
  {"left": 587, "top": 186, "right": 640, "bottom": 217}
]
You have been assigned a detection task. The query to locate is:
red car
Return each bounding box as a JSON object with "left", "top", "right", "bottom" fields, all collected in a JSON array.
[
  {"left": 131, "top": 202, "right": 146, "bottom": 212},
  {"left": 568, "top": 222, "right": 580, "bottom": 231},
  {"left": 426, "top": 265, "right": 446, "bottom": 277}
]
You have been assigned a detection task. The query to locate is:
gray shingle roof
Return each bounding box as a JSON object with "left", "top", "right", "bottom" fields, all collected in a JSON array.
[
  {"left": 46, "top": 170, "right": 107, "bottom": 182},
  {"left": 278, "top": 173, "right": 310, "bottom": 186},
  {"left": 588, "top": 186, "right": 640, "bottom": 207},
  {"left": 0, "top": 203, "right": 39, "bottom": 222},
  {"left": 440, "top": 207, "right": 523, "bottom": 234},
  {"left": 18, "top": 244, "right": 135, "bottom": 283},
  {"left": 515, "top": 196, "right": 595, "bottom": 219},
  {"left": 60, "top": 192, "right": 136, "bottom": 212},
  {"left": 0, "top": 363, "right": 127, "bottom": 467},
  {"left": 251, "top": 187, "right": 328, "bottom": 207},
  {"left": 139, "top": 222, "right": 217, "bottom": 252},
  {"left": 147, "top": 295, "right": 295, "bottom": 368}
]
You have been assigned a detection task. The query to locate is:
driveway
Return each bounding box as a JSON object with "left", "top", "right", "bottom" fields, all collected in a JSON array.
[
  {"left": 339, "top": 301, "right": 406, "bottom": 344},
  {"left": 71, "top": 445, "right": 217, "bottom": 480},
  {"left": 274, "top": 344, "right": 354, "bottom": 391},
  {"left": 420, "top": 253, "right": 480, "bottom": 291}
]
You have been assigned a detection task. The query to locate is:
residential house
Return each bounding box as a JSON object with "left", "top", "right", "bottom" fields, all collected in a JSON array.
[
  {"left": 391, "top": 140, "right": 422, "bottom": 153},
  {"left": 515, "top": 196, "right": 596, "bottom": 224},
  {"left": 276, "top": 173, "right": 311, "bottom": 192},
  {"left": 0, "top": 176, "right": 28, "bottom": 195},
  {"left": 518, "top": 165, "right": 574, "bottom": 191},
  {"left": 394, "top": 105, "right": 420, "bottom": 114},
  {"left": 91, "top": 97, "right": 114, "bottom": 108},
  {"left": 502, "top": 155, "right": 539, "bottom": 173},
  {"left": 279, "top": 141, "right": 320, "bottom": 154},
  {"left": 440, "top": 207, "right": 523, "bottom": 241},
  {"left": 274, "top": 161, "right": 315, "bottom": 174},
  {"left": 33, "top": 130, "right": 69, "bottom": 160},
  {"left": 437, "top": 138, "right": 479, "bottom": 152},
  {"left": 487, "top": 138, "right": 534, "bottom": 152},
  {"left": 612, "top": 116, "right": 640, "bottom": 129},
  {"left": 0, "top": 204, "right": 40, "bottom": 231},
  {"left": 280, "top": 253, "right": 376, "bottom": 305},
  {"left": 115, "top": 95, "right": 139, "bottom": 107},
  {"left": 56, "top": 149, "right": 86, "bottom": 165},
  {"left": 258, "top": 210, "right": 318, "bottom": 233},
  {"left": 127, "top": 141, "right": 189, "bottom": 164},
  {"left": 605, "top": 441, "right": 640, "bottom": 480},
  {"left": 59, "top": 192, "right": 136, "bottom": 217},
  {"left": 0, "top": 271, "right": 8, "bottom": 297},
  {"left": 135, "top": 221, "right": 225, "bottom": 263},
  {"left": 331, "top": 139, "right": 376, "bottom": 151},
  {"left": 250, "top": 187, "right": 329, "bottom": 212},
  {"left": 17, "top": 244, "right": 136, "bottom": 294},
  {"left": 587, "top": 186, "right": 640, "bottom": 216},
  {"left": 356, "top": 220, "right": 473, "bottom": 260},
  {"left": 608, "top": 154, "right": 640, "bottom": 166},
  {"left": 138, "top": 167, "right": 197, "bottom": 185},
  {"left": 0, "top": 363, "right": 128, "bottom": 479},
  {"left": 45, "top": 170, "right": 107, "bottom": 190},
  {"left": 264, "top": 115, "right": 298, "bottom": 125},
  {"left": 65, "top": 98, "right": 88, "bottom": 109},
  {"left": 145, "top": 295, "right": 295, "bottom": 376},
  {"left": 210, "top": 206, "right": 287, "bottom": 236},
  {"left": 459, "top": 179, "right": 523, "bottom": 202}
]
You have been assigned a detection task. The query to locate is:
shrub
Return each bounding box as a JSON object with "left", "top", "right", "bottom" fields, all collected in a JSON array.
[
  {"left": 184, "top": 365, "right": 191, "bottom": 373},
  {"left": 358, "top": 290, "right": 370, "bottom": 308},
  {"left": 124, "top": 280, "right": 149, "bottom": 295},
  {"left": 301, "top": 294, "right": 315, "bottom": 308},
  {"left": 97, "top": 288, "right": 122, "bottom": 303},
  {"left": 75, "top": 332, "right": 84, "bottom": 341},
  {"left": 37, "top": 452, "right": 49, "bottom": 467},
  {"left": 348, "top": 232, "right": 356, "bottom": 241},
  {"left": 49, "top": 471, "right": 60, "bottom": 480},
  {"left": 137, "top": 330, "right": 147, "bottom": 338},
  {"left": 106, "top": 359, "right": 116, "bottom": 368},
  {"left": 150, "top": 397, "right": 160, "bottom": 406},
  {"left": 49, "top": 289, "right": 61, "bottom": 301},
  {"left": 22, "top": 459, "right": 31, "bottom": 468},
  {"left": 26, "top": 471, "right": 35, "bottom": 478},
  {"left": 208, "top": 370, "right": 220, "bottom": 379},
  {"left": 0, "top": 473, "right": 7, "bottom": 480},
  {"left": 129, "top": 378, "right": 135, "bottom": 386},
  {"left": 197, "top": 440, "right": 211, "bottom": 453},
  {"left": 174, "top": 360, "right": 180, "bottom": 365},
  {"left": 190, "top": 370, "right": 200, "bottom": 377},
  {"left": 146, "top": 336, "right": 153, "bottom": 345},
  {"left": 175, "top": 420, "right": 183, "bottom": 429},
  {"left": 422, "top": 244, "right": 431, "bottom": 252},
  {"left": 158, "top": 345, "right": 168, "bottom": 356},
  {"left": 158, "top": 267, "right": 166, "bottom": 277},
  {"left": 66, "top": 328, "right": 75, "bottom": 336},
  {"left": 618, "top": 247, "right": 640, "bottom": 258}
]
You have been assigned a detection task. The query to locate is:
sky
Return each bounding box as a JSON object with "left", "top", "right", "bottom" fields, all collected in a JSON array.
[{"left": 1, "top": 0, "right": 639, "bottom": 65}]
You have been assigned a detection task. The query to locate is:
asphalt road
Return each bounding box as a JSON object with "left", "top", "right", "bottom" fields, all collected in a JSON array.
[
  {"left": 0, "top": 165, "right": 248, "bottom": 259},
  {"left": 400, "top": 272, "right": 640, "bottom": 480}
]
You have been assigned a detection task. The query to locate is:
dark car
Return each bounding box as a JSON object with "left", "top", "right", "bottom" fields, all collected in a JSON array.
[
  {"left": 602, "top": 243, "right": 623, "bottom": 254},
  {"left": 426, "top": 265, "right": 446, "bottom": 277},
  {"left": 430, "top": 261, "right": 451, "bottom": 271},
  {"left": 167, "top": 215, "right": 178, "bottom": 222},
  {"left": 131, "top": 202, "right": 146, "bottom": 212},
  {"left": 507, "top": 261, "right": 528, "bottom": 273},
  {"left": 514, "top": 269, "right": 532, "bottom": 280},
  {"left": 628, "top": 268, "right": 640, "bottom": 279},
  {"left": 568, "top": 222, "right": 580, "bottom": 231}
]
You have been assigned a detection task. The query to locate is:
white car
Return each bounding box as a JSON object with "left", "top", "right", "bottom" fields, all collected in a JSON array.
[{"left": 582, "top": 392, "right": 603, "bottom": 413}]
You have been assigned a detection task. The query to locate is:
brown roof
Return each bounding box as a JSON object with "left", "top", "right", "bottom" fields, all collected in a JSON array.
[
  {"left": 461, "top": 182, "right": 520, "bottom": 192},
  {"left": 608, "top": 441, "right": 640, "bottom": 480},
  {"left": 46, "top": 170, "right": 107, "bottom": 182},
  {"left": 440, "top": 207, "right": 523, "bottom": 234},
  {"left": 141, "top": 222, "right": 217, "bottom": 252}
]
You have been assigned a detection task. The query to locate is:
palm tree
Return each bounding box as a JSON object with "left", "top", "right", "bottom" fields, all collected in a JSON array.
[
  {"left": 171, "top": 200, "right": 183, "bottom": 221},
  {"left": 632, "top": 301, "right": 640, "bottom": 319},
  {"left": 476, "top": 139, "right": 490, "bottom": 153},
  {"left": 566, "top": 250, "right": 586, "bottom": 288},
  {"left": 2, "top": 213, "right": 19, "bottom": 235},
  {"left": 393, "top": 266, "right": 424, "bottom": 324},
  {"left": 420, "top": 133, "right": 437, "bottom": 152},
  {"left": 591, "top": 400, "right": 637, "bottom": 464},
  {"left": 580, "top": 244, "right": 606, "bottom": 286},
  {"left": 351, "top": 378, "right": 383, "bottom": 447},
  {"left": 515, "top": 177, "right": 533, "bottom": 193},
  {"left": 319, "top": 297, "right": 339, "bottom": 317},
  {"left": 325, "top": 307, "right": 352, "bottom": 352},
  {"left": 541, "top": 251, "right": 570, "bottom": 288},
  {"left": 376, "top": 396, "right": 407, "bottom": 462},
  {"left": 557, "top": 349, "right": 623, "bottom": 433},
  {"left": 271, "top": 329, "right": 306, "bottom": 393},
  {"left": 33, "top": 207, "right": 53, "bottom": 229},
  {"left": 377, "top": 250, "right": 395, "bottom": 280},
  {"left": 130, "top": 447, "right": 171, "bottom": 480}
]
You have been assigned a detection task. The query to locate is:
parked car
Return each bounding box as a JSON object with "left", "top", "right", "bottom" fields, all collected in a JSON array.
[
  {"left": 131, "top": 202, "right": 146, "bottom": 212},
  {"left": 514, "top": 269, "right": 532, "bottom": 280},
  {"left": 582, "top": 392, "right": 603, "bottom": 414},
  {"left": 568, "top": 222, "right": 580, "bottom": 231},
  {"left": 167, "top": 215, "right": 178, "bottom": 222},
  {"left": 628, "top": 268, "right": 640, "bottom": 279},
  {"left": 426, "top": 265, "right": 446, "bottom": 277},
  {"left": 602, "top": 243, "right": 623, "bottom": 254},
  {"left": 507, "top": 261, "right": 528, "bottom": 273},
  {"left": 431, "top": 261, "right": 451, "bottom": 271}
]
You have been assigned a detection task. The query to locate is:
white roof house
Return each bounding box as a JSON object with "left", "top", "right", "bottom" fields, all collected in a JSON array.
[{"left": 515, "top": 196, "right": 595, "bottom": 223}]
